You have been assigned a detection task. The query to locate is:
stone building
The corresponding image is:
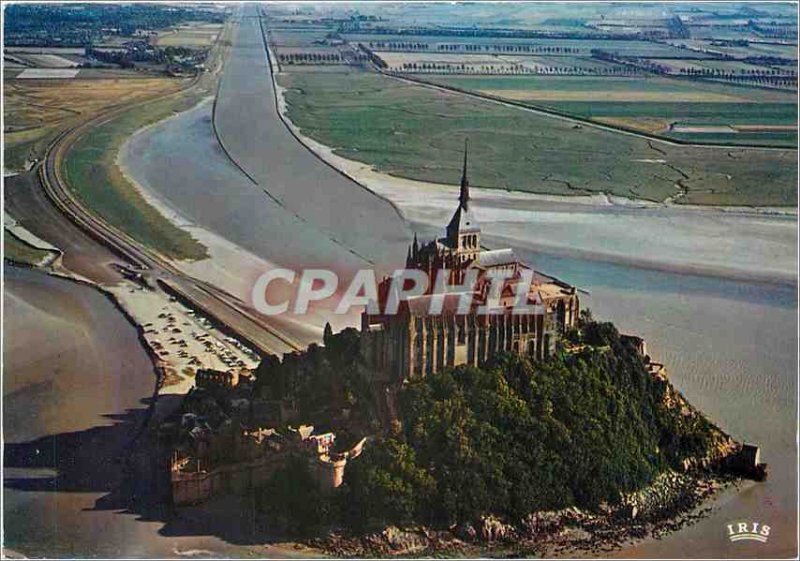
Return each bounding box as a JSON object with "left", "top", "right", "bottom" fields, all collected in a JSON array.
[
  {"left": 195, "top": 368, "right": 240, "bottom": 389},
  {"left": 361, "top": 141, "right": 580, "bottom": 383},
  {"left": 170, "top": 423, "right": 366, "bottom": 505}
]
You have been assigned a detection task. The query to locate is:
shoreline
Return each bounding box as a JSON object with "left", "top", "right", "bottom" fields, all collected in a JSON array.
[
  {"left": 7, "top": 159, "right": 262, "bottom": 395},
  {"left": 317, "top": 472, "right": 746, "bottom": 559},
  {"left": 6, "top": 25, "right": 792, "bottom": 561},
  {"left": 112, "top": 35, "right": 798, "bottom": 308},
  {"left": 118, "top": 117, "right": 340, "bottom": 342},
  {"left": 305, "top": 352, "right": 756, "bottom": 559},
  {"left": 482, "top": 229, "right": 797, "bottom": 289},
  {"left": 6, "top": 256, "right": 757, "bottom": 559}
]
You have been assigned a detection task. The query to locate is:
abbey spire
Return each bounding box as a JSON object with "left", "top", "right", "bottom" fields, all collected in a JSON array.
[
  {"left": 443, "top": 137, "right": 480, "bottom": 261},
  {"left": 459, "top": 138, "right": 470, "bottom": 211}
]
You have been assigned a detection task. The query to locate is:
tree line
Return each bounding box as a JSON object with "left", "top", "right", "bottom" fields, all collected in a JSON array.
[
  {"left": 367, "top": 40, "right": 583, "bottom": 55},
  {"left": 4, "top": 3, "right": 224, "bottom": 47},
  {"left": 278, "top": 52, "right": 344, "bottom": 64},
  {"left": 395, "top": 61, "right": 640, "bottom": 76},
  {"left": 593, "top": 49, "right": 797, "bottom": 88},
  {"left": 85, "top": 43, "right": 207, "bottom": 72}
]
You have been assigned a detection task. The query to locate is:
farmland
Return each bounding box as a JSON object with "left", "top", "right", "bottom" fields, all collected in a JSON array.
[
  {"left": 670, "top": 39, "right": 799, "bottom": 60},
  {"left": 428, "top": 75, "right": 760, "bottom": 100},
  {"left": 265, "top": 1, "right": 796, "bottom": 203},
  {"left": 423, "top": 75, "right": 797, "bottom": 146},
  {"left": 3, "top": 3, "right": 225, "bottom": 47},
  {"left": 348, "top": 34, "right": 700, "bottom": 57},
  {"left": 270, "top": 26, "right": 337, "bottom": 47},
  {"left": 2, "top": 5, "right": 238, "bottom": 261},
  {"left": 153, "top": 22, "right": 223, "bottom": 47},
  {"left": 4, "top": 4, "right": 228, "bottom": 82},
  {"left": 419, "top": 75, "right": 796, "bottom": 102},
  {"left": 266, "top": 0, "right": 796, "bottom": 150},
  {"left": 2, "top": 74, "right": 209, "bottom": 260},
  {"left": 375, "top": 51, "right": 631, "bottom": 75},
  {"left": 3, "top": 78, "right": 182, "bottom": 172},
  {"left": 277, "top": 69, "right": 796, "bottom": 206}
]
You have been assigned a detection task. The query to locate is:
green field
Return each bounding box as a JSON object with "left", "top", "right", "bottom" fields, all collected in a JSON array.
[
  {"left": 345, "top": 34, "right": 700, "bottom": 57},
  {"left": 421, "top": 75, "right": 797, "bottom": 147},
  {"left": 3, "top": 230, "right": 55, "bottom": 266},
  {"left": 532, "top": 101, "right": 797, "bottom": 147},
  {"left": 270, "top": 26, "right": 337, "bottom": 47},
  {"left": 423, "top": 75, "right": 796, "bottom": 101},
  {"left": 672, "top": 39, "right": 800, "bottom": 59},
  {"left": 535, "top": 101, "right": 796, "bottom": 122},
  {"left": 666, "top": 130, "right": 798, "bottom": 147},
  {"left": 59, "top": 22, "right": 236, "bottom": 262},
  {"left": 64, "top": 94, "right": 208, "bottom": 261},
  {"left": 278, "top": 69, "right": 797, "bottom": 206}
]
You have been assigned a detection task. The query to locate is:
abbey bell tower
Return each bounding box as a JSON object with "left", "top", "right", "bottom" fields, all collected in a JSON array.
[
  {"left": 445, "top": 139, "right": 480, "bottom": 264},
  {"left": 363, "top": 136, "right": 580, "bottom": 382}
]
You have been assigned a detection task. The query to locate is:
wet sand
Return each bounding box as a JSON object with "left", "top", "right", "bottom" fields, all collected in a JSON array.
[
  {"left": 516, "top": 247, "right": 797, "bottom": 559},
  {"left": 125, "top": 103, "right": 798, "bottom": 561},
  {"left": 3, "top": 266, "right": 155, "bottom": 555},
  {"left": 119, "top": 99, "right": 369, "bottom": 334},
  {"left": 382, "top": 184, "right": 797, "bottom": 285},
  {"left": 213, "top": 15, "right": 409, "bottom": 272},
  {"left": 4, "top": 170, "right": 123, "bottom": 283},
  {"left": 265, "top": 35, "right": 798, "bottom": 557},
  {"left": 2, "top": 267, "right": 312, "bottom": 558},
  {"left": 3, "top": 266, "right": 155, "bottom": 442}
]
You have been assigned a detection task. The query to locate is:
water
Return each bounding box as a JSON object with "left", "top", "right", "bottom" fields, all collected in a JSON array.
[
  {"left": 2, "top": 267, "right": 313, "bottom": 558},
  {"left": 516, "top": 250, "right": 797, "bottom": 558},
  {"left": 3, "top": 267, "right": 157, "bottom": 557}
]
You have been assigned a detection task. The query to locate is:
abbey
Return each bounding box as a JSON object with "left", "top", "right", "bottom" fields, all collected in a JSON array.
[{"left": 361, "top": 142, "right": 580, "bottom": 383}]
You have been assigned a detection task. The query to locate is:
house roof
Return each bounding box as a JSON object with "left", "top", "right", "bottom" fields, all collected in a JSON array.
[
  {"left": 478, "top": 248, "right": 519, "bottom": 268},
  {"left": 446, "top": 205, "right": 480, "bottom": 236}
]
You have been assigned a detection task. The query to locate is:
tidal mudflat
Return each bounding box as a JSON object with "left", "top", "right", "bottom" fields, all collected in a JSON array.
[
  {"left": 3, "top": 266, "right": 155, "bottom": 556},
  {"left": 396, "top": 192, "right": 797, "bottom": 556},
  {"left": 517, "top": 246, "right": 797, "bottom": 559},
  {"left": 2, "top": 267, "right": 311, "bottom": 558},
  {"left": 395, "top": 180, "right": 797, "bottom": 560}
]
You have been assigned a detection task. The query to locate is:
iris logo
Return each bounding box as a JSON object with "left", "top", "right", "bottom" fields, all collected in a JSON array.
[{"left": 727, "top": 521, "right": 770, "bottom": 543}]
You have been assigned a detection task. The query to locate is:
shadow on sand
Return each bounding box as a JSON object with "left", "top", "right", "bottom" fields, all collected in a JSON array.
[
  {"left": 4, "top": 395, "right": 176, "bottom": 514},
  {"left": 4, "top": 394, "right": 290, "bottom": 546}
]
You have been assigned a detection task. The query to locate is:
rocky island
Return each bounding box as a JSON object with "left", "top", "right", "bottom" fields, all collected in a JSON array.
[
  {"left": 156, "top": 314, "right": 765, "bottom": 557},
  {"left": 153, "top": 163, "right": 767, "bottom": 557}
]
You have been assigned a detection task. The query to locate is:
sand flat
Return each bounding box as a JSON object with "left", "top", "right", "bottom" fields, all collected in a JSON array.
[
  {"left": 213, "top": 15, "right": 410, "bottom": 273},
  {"left": 17, "top": 68, "right": 80, "bottom": 79},
  {"left": 3, "top": 267, "right": 155, "bottom": 442}
]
